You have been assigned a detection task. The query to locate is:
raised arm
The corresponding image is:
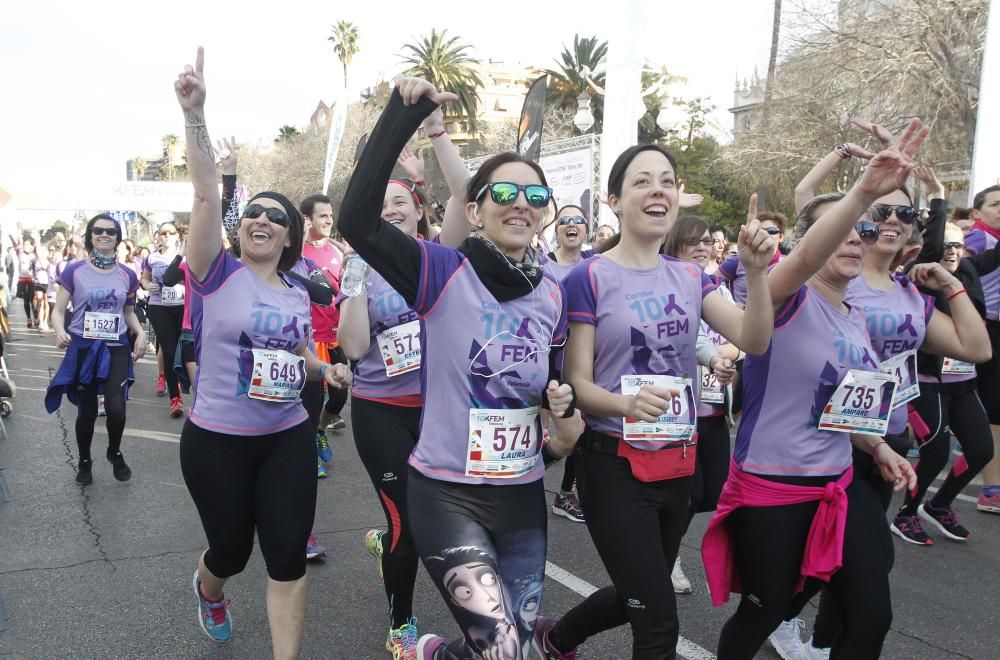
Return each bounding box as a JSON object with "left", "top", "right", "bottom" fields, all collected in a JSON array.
[
  {"left": 174, "top": 47, "right": 221, "bottom": 280},
  {"left": 794, "top": 143, "right": 876, "bottom": 213},
  {"left": 420, "top": 108, "right": 474, "bottom": 248}
]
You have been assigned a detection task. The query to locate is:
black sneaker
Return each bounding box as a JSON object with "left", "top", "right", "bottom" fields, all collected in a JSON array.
[
  {"left": 75, "top": 459, "right": 93, "bottom": 485},
  {"left": 552, "top": 491, "right": 585, "bottom": 523},
  {"left": 890, "top": 513, "right": 933, "bottom": 545},
  {"left": 919, "top": 502, "right": 970, "bottom": 541},
  {"left": 107, "top": 451, "right": 132, "bottom": 482}
]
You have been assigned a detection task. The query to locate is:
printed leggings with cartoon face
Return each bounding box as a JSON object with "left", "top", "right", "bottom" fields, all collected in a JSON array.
[{"left": 408, "top": 469, "right": 546, "bottom": 660}]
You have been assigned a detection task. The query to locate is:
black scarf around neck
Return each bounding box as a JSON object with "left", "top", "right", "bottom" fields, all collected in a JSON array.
[{"left": 458, "top": 234, "right": 543, "bottom": 302}]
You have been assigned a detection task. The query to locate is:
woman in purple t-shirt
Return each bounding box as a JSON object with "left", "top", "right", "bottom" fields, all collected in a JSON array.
[{"left": 172, "top": 48, "right": 350, "bottom": 653}]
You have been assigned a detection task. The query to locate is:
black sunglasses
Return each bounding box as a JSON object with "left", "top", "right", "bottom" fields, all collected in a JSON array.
[
  {"left": 242, "top": 203, "right": 289, "bottom": 227},
  {"left": 91, "top": 227, "right": 118, "bottom": 236},
  {"left": 943, "top": 241, "right": 965, "bottom": 250},
  {"left": 763, "top": 226, "right": 782, "bottom": 236},
  {"left": 557, "top": 215, "right": 587, "bottom": 226},
  {"left": 870, "top": 204, "right": 919, "bottom": 225},
  {"left": 684, "top": 236, "right": 717, "bottom": 247},
  {"left": 855, "top": 221, "right": 879, "bottom": 245},
  {"left": 475, "top": 182, "right": 553, "bottom": 209}
]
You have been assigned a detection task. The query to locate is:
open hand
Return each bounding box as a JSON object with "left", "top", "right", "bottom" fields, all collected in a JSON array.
[
  {"left": 678, "top": 183, "right": 704, "bottom": 209},
  {"left": 132, "top": 332, "right": 148, "bottom": 362},
  {"left": 394, "top": 76, "right": 459, "bottom": 107},
  {"left": 174, "top": 46, "right": 206, "bottom": 113},
  {"left": 913, "top": 165, "right": 945, "bottom": 198},
  {"left": 855, "top": 118, "right": 930, "bottom": 199},
  {"left": 216, "top": 136, "right": 237, "bottom": 174},
  {"left": 397, "top": 144, "right": 425, "bottom": 182},
  {"left": 850, "top": 116, "right": 896, "bottom": 149}
]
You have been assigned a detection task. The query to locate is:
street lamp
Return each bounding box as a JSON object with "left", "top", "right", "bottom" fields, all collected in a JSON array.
[
  {"left": 574, "top": 92, "right": 595, "bottom": 134},
  {"left": 655, "top": 96, "right": 688, "bottom": 135}
]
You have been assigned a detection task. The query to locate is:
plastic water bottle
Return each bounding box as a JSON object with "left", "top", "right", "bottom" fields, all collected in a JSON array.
[{"left": 340, "top": 256, "right": 369, "bottom": 297}]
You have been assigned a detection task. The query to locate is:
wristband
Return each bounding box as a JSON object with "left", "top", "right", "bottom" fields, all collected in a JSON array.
[
  {"left": 946, "top": 288, "right": 967, "bottom": 302},
  {"left": 834, "top": 144, "right": 851, "bottom": 160},
  {"left": 319, "top": 363, "right": 329, "bottom": 381},
  {"left": 428, "top": 129, "right": 446, "bottom": 140}
]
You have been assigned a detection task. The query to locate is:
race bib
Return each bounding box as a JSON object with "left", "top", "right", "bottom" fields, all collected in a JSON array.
[
  {"left": 466, "top": 407, "right": 540, "bottom": 479},
  {"left": 699, "top": 367, "right": 724, "bottom": 405},
  {"left": 818, "top": 369, "right": 897, "bottom": 435},
  {"left": 248, "top": 349, "right": 306, "bottom": 402},
  {"left": 83, "top": 312, "right": 120, "bottom": 340},
  {"left": 621, "top": 375, "right": 696, "bottom": 446},
  {"left": 880, "top": 350, "right": 919, "bottom": 409},
  {"left": 376, "top": 320, "right": 422, "bottom": 377},
  {"left": 942, "top": 357, "right": 976, "bottom": 376},
  {"left": 160, "top": 284, "right": 184, "bottom": 306}
]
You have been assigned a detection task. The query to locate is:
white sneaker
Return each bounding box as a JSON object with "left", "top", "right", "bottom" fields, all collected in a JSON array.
[
  {"left": 671, "top": 557, "right": 692, "bottom": 594},
  {"left": 768, "top": 618, "right": 806, "bottom": 660},
  {"left": 802, "top": 637, "right": 831, "bottom": 659}
]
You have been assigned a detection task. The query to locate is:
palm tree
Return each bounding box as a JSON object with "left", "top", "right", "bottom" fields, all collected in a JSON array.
[
  {"left": 276, "top": 125, "right": 299, "bottom": 143},
  {"left": 400, "top": 29, "right": 483, "bottom": 128},
  {"left": 544, "top": 35, "right": 608, "bottom": 132},
  {"left": 161, "top": 134, "right": 178, "bottom": 180},
  {"left": 328, "top": 21, "right": 360, "bottom": 89},
  {"left": 132, "top": 157, "right": 147, "bottom": 181}
]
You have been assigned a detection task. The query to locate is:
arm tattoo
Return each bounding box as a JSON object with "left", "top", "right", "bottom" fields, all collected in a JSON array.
[{"left": 185, "top": 112, "right": 213, "bottom": 159}]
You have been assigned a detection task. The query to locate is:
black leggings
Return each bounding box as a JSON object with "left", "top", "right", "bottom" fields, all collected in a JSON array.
[
  {"left": 353, "top": 396, "right": 421, "bottom": 628},
  {"left": 900, "top": 379, "right": 994, "bottom": 515},
  {"left": 551, "top": 442, "right": 691, "bottom": 659},
  {"left": 147, "top": 304, "right": 183, "bottom": 398},
  {"left": 301, "top": 380, "right": 324, "bottom": 430},
  {"left": 17, "top": 281, "right": 35, "bottom": 321},
  {"left": 687, "top": 415, "right": 731, "bottom": 530},
  {"left": 408, "top": 469, "right": 546, "bottom": 659},
  {"left": 559, "top": 452, "right": 578, "bottom": 492},
  {"left": 74, "top": 344, "right": 130, "bottom": 461},
  {"left": 179, "top": 419, "right": 316, "bottom": 582},
  {"left": 325, "top": 346, "right": 349, "bottom": 417},
  {"left": 717, "top": 476, "right": 893, "bottom": 660}
]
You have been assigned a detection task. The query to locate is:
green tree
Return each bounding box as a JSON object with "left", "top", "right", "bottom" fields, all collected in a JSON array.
[
  {"left": 328, "top": 20, "right": 360, "bottom": 89},
  {"left": 161, "top": 134, "right": 179, "bottom": 181},
  {"left": 132, "top": 156, "right": 147, "bottom": 181},
  {"left": 544, "top": 34, "right": 608, "bottom": 133},
  {"left": 400, "top": 29, "right": 484, "bottom": 128},
  {"left": 276, "top": 125, "right": 300, "bottom": 143}
]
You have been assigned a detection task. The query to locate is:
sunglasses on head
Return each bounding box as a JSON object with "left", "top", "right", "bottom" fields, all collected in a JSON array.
[
  {"left": 557, "top": 215, "right": 587, "bottom": 226},
  {"left": 870, "top": 203, "right": 919, "bottom": 225},
  {"left": 763, "top": 226, "right": 782, "bottom": 236},
  {"left": 160, "top": 230, "right": 177, "bottom": 236},
  {"left": 475, "top": 182, "right": 553, "bottom": 209},
  {"left": 91, "top": 227, "right": 117, "bottom": 236},
  {"left": 684, "top": 236, "right": 717, "bottom": 247},
  {"left": 855, "top": 221, "right": 879, "bottom": 245},
  {"left": 242, "top": 203, "right": 289, "bottom": 227},
  {"left": 944, "top": 241, "right": 965, "bottom": 250}
]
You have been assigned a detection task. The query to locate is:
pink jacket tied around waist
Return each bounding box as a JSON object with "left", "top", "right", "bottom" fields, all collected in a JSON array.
[{"left": 701, "top": 461, "right": 853, "bottom": 607}]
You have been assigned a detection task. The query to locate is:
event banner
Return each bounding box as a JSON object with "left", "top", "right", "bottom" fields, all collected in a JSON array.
[{"left": 517, "top": 75, "right": 547, "bottom": 162}]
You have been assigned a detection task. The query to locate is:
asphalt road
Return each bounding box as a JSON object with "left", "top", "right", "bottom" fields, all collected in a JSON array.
[{"left": 0, "top": 306, "right": 996, "bottom": 659}]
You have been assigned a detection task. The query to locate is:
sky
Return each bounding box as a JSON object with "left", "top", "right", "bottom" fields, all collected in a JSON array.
[{"left": 0, "top": 0, "right": 777, "bottom": 199}]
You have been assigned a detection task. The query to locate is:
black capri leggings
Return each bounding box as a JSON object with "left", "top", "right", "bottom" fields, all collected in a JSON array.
[
  {"left": 147, "top": 304, "right": 184, "bottom": 398},
  {"left": 17, "top": 281, "right": 35, "bottom": 321},
  {"left": 352, "top": 395, "right": 421, "bottom": 629},
  {"left": 74, "top": 343, "right": 130, "bottom": 462},
  {"left": 179, "top": 419, "right": 317, "bottom": 582},
  {"left": 688, "top": 414, "right": 731, "bottom": 529}
]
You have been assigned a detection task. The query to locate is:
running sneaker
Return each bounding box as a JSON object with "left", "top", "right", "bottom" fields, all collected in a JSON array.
[
  {"left": 671, "top": 557, "right": 692, "bottom": 594},
  {"left": 39, "top": 321, "right": 49, "bottom": 332},
  {"left": 97, "top": 395, "right": 106, "bottom": 417},
  {"left": 75, "top": 458, "right": 93, "bottom": 485},
  {"left": 919, "top": 502, "right": 970, "bottom": 541},
  {"left": 170, "top": 396, "right": 184, "bottom": 418},
  {"left": 415, "top": 634, "right": 446, "bottom": 660},
  {"left": 890, "top": 513, "right": 933, "bottom": 545},
  {"left": 977, "top": 487, "right": 1000, "bottom": 513},
  {"left": 156, "top": 374, "right": 167, "bottom": 396},
  {"left": 317, "top": 459, "right": 327, "bottom": 479},
  {"left": 768, "top": 618, "right": 806, "bottom": 660},
  {"left": 326, "top": 415, "right": 347, "bottom": 431},
  {"left": 531, "top": 616, "right": 580, "bottom": 659},
  {"left": 306, "top": 533, "right": 327, "bottom": 560},
  {"left": 316, "top": 432, "right": 333, "bottom": 463},
  {"left": 192, "top": 571, "right": 232, "bottom": 643},
  {"left": 107, "top": 450, "right": 132, "bottom": 482},
  {"left": 803, "top": 637, "right": 831, "bottom": 659},
  {"left": 386, "top": 617, "right": 419, "bottom": 660},
  {"left": 552, "top": 491, "right": 585, "bottom": 523},
  {"left": 365, "top": 529, "right": 385, "bottom": 581}
]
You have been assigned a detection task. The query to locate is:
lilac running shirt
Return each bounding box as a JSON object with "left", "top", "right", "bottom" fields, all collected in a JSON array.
[
  {"left": 697, "top": 280, "right": 734, "bottom": 418},
  {"left": 846, "top": 274, "right": 934, "bottom": 435},
  {"left": 406, "top": 240, "right": 567, "bottom": 485},
  {"left": 144, "top": 250, "right": 183, "bottom": 306},
  {"left": 735, "top": 285, "right": 881, "bottom": 476},
  {"left": 347, "top": 269, "right": 422, "bottom": 403},
  {"left": 564, "top": 254, "right": 717, "bottom": 445},
  {"left": 542, "top": 251, "right": 595, "bottom": 283},
  {"left": 58, "top": 260, "right": 138, "bottom": 346},
  {"left": 964, "top": 227, "right": 998, "bottom": 256},
  {"left": 188, "top": 249, "right": 311, "bottom": 435}
]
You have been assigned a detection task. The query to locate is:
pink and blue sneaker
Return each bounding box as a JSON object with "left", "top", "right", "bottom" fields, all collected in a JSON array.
[
  {"left": 192, "top": 571, "right": 232, "bottom": 643},
  {"left": 416, "top": 634, "right": 446, "bottom": 659}
]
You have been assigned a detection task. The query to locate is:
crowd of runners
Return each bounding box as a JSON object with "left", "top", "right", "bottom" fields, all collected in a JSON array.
[{"left": 25, "top": 47, "right": 1000, "bottom": 660}]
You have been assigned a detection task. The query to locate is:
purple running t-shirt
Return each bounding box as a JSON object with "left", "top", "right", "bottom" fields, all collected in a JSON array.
[
  {"left": 188, "top": 249, "right": 311, "bottom": 435},
  {"left": 846, "top": 274, "right": 934, "bottom": 435},
  {"left": 144, "top": 250, "right": 184, "bottom": 306},
  {"left": 735, "top": 285, "right": 881, "bottom": 476},
  {"left": 564, "top": 254, "right": 717, "bottom": 445},
  {"left": 964, "top": 227, "right": 998, "bottom": 256},
  {"left": 58, "top": 260, "right": 138, "bottom": 346},
  {"left": 697, "top": 280, "right": 734, "bottom": 418},
  {"left": 406, "top": 240, "right": 567, "bottom": 485}
]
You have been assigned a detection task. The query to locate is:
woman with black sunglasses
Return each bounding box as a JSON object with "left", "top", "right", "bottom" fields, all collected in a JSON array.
[
  {"left": 338, "top": 76, "right": 580, "bottom": 660},
  {"left": 142, "top": 220, "right": 186, "bottom": 418},
  {"left": 46, "top": 214, "right": 147, "bottom": 485},
  {"left": 173, "top": 48, "right": 350, "bottom": 656}
]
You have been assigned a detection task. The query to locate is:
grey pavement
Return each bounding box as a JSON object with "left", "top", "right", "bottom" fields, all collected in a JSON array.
[{"left": 0, "top": 305, "right": 996, "bottom": 659}]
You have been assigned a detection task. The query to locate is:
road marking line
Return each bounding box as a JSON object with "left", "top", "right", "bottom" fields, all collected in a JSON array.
[
  {"left": 545, "top": 560, "right": 717, "bottom": 660},
  {"left": 925, "top": 485, "right": 977, "bottom": 504}
]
